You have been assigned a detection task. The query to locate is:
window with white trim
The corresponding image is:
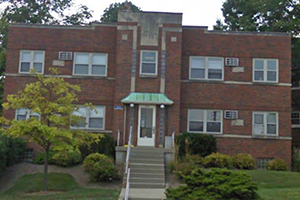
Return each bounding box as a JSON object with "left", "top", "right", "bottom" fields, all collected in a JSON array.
[
  {"left": 19, "top": 50, "right": 44, "bottom": 73},
  {"left": 16, "top": 108, "right": 40, "bottom": 120},
  {"left": 72, "top": 106, "right": 105, "bottom": 129},
  {"left": 253, "top": 59, "right": 278, "bottom": 82},
  {"left": 73, "top": 53, "right": 107, "bottom": 76},
  {"left": 140, "top": 51, "right": 158, "bottom": 76},
  {"left": 292, "top": 112, "right": 300, "bottom": 125},
  {"left": 188, "top": 109, "right": 222, "bottom": 133},
  {"left": 190, "top": 57, "right": 224, "bottom": 80},
  {"left": 253, "top": 112, "right": 278, "bottom": 135}
]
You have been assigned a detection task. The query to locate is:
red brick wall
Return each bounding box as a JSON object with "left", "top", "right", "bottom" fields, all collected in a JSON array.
[{"left": 217, "top": 137, "right": 291, "bottom": 167}]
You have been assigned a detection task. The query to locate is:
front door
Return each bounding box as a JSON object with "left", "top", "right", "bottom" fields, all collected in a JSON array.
[{"left": 138, "top": 105, "right": 156, "bottom": 146}]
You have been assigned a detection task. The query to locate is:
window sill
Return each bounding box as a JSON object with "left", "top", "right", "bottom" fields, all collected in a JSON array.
[
  {"left": 252, "top": 134, "right": 279, "bottom": 139},
  {"left": 186, "top": 79, "right": 224, "bottom": 83},
  {"left": 252, "top": 81, "right": 279, "bottom": 85},
  {"left": 187, "top": 131, "right": 223, "bottom": 135},
  {"left": 139, "top": 74, "right": 158, "bottom": 78},
  {"left": 70, "top": 128, "right": 112, "bottom": 133}
]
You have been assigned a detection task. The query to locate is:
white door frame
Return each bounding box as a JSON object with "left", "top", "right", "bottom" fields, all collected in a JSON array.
[{"left": 137, "top": 105, "right": 156, "bottom": 146}]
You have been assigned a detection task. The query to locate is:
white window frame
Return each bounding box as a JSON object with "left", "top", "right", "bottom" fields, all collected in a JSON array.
[
  {"left": 189, "top": 56, "right": 224, "bottom": 81},
  {"left": 252, "top": 112, "right": 278, "bottom": 136},
  {"left": 140, "top": 50, "right": 158, "bottom": 76},
  {"left": 187, "top": 109, "right": 223, "bottom": 134},
  {"left": 73, "top": 52, "right": 108, "bottom": 76},
  {"left": 253, "top": 58, "right": 279, "bottom": 83},
  {"left": 71, "top": 106, "right": 106, "bottom": 130},
  {"left": 19, "top": 50, "right": 45, "bottom": 74},
  {"left": 15, "top": 109, "right": 40, "bottom": 120}
]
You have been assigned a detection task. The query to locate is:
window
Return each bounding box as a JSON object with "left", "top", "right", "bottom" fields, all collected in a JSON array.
[
  {"left": 19, "top": 50, "right": 44, "bottom": 73},
  {"left": 140, "top": 51, "right": 158, "bottom": 76},
  {"left": 188, "top": 109, "right": 222, "bottom": 133},
  {"left": 253, "top": 59, "right": 278, "bottom": 82},
  {"left": 22, "top": 149, "right": 33, "bottom": 160},
  {"left": 257, "top": 158, "right": 273, "bottom": 169},
  {"left": 73, "top": 53, "right": 107, "bottom": 76},
  {"left": 72, "top": 106, "right": 105, "bottom": 129},
  {"left": 253, "top": 112, "right": 278, "bottom": 136},
  {"left": 190, "top": 57, "right": 224, "bottom": 80},
  {"left": 292, "top": 112, "right": 300, "bottom": 125},
  {"left": 15, "top": 108, "right": 40, "bottom": 120}
]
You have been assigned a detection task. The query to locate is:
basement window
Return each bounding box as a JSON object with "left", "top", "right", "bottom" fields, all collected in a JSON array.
[
  {"left": 257, "top": 158, "right": 273, "bottom": 169},
  {"left": 140, "top": 51, "right": 158, "bottom": 76}
]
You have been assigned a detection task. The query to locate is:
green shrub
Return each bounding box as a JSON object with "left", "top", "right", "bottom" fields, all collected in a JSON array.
[
  {"left": 176, "top": 133, "right": 216, "bottom": 160},
  {"left": 203, "top": 152, "right": 233, "bottom": 169},
  {"left": 33, "top": 150, "right": 55, "bottom": 165},
  {"left": 83, "top": 153, "right": 118, "bottom": 182},
  {"left": 166, "top": 168, "right": 259, "bottom": 200},
  {"left": 233, "top": 153, "right": 255, "bottom": 169},
  {"left": 183, "top": 154, "right": 203, "bottom": 166},
  {"left": 52, "top": 150, "right": 81, "bottom": 167},
  {"left": 0, "top": 133, "right": 26, "bottom": 174},
  {"left": 176, "top": 161, "right": 197, "bottom": 179},
  {"left": 33, "top": 150, "right": 81, "bottom": 167},
  {"left": 267, "top": 159, "right": 288, "bottom": 171},
  {"left": 80, "top": 134, "right": 115, "bottom": 159}
]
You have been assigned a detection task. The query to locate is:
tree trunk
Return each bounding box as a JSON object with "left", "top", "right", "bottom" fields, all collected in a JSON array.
[{"left": 43, "top": 148, "right": 49, "bottom": 191}]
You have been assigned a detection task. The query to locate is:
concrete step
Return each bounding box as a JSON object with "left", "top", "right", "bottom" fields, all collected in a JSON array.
[
  {"left": 130, "top": 158, "right": 164, "bottom": 164},
  {"left": 131, "top": 172, "right": 165, "bottom": 178},
  {"left": 130, "top": 182, "right": 165, "bottom": 188},
  {"left": 118, "top": 188, "right": 166, "bottom": 200},
  {"left": 124, "top": 177, "right": 165, "bottom": 183},
  {"left": 130, "top": 168, "right": 164, "bottom": 174},
  {"left": 130, "top": 163, "right": 164, "bottom": 171},
  {"left": 130, "top": 154, "right": 164, "bottom": 160}
]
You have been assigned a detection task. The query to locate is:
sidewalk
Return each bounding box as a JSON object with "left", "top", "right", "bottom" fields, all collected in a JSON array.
[{"left": 118, "top": 188, "right": 166, "bottom": 200}]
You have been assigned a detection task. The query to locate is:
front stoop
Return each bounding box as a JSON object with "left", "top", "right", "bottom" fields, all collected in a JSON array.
[{"left": 119, "top": 147, "right": 167, "bottom": 200}]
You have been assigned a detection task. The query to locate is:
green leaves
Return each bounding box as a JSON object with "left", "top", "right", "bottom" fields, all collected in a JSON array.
[
  {"left": 2, "top": 69, "right": 101, "bottom": 152},
  {"left": 101, "top": 1, "right": 141, "bottom": 23}
]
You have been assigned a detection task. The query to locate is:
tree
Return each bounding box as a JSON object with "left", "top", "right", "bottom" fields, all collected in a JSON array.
[
  {"left": 101, "top": 1, "right": 141, "bottom": 23},
  {"left": 214, "top": 0, "right": 300, "bottom": 84},
  {"left": 1, "top": 69, "right": 100, "bottom": 191},
  {"left": 0, "top": 0, "right": 93, "bottom": 116}
]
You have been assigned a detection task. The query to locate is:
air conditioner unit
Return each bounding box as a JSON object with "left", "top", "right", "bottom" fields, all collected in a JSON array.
[
  {"left": 225, "top": 58, "right": 239, "bottom": 67},
  {"left": 58, "top": 52, "right": 72, "bottom": 61},
  {"left": 225, "top": 110, "right": 238, "bottom": 120}
]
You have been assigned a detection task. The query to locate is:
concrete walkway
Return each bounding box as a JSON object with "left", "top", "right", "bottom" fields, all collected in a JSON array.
[
  {"left": 0, "top": 162, "right": 121, "bottom": 194},
  {"left": 118, "top": 188, "right": 166, "bottom": 200}
]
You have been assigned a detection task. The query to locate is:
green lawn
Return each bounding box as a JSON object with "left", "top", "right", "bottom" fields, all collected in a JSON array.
[
  {"left": 0, "top": 173, "right": 120, "bottom": 200},
  {"left": 242, "top": 170, "right": 300, "bottom": 200}
]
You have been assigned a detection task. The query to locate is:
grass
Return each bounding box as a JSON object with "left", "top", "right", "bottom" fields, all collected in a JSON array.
[
  {"left": 242, "top": 170, "right": 300, "bottom": 200},
  {"left": 0, "top": 173, "right": 120, "bottom": 200}
]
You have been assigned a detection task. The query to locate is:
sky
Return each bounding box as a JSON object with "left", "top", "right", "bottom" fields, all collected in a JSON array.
[{"left": 74, "top": 0, "right": 225, "bottom": 29}]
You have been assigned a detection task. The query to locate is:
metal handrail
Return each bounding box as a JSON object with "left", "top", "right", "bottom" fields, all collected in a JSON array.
[
  {"left": 117, "top": 129, "right": 120, "bottom": 146},
  {"left": 172, "top": 132, "right": 175, "bottom": 148},
  {"left": 124, "top": 126, "right": 133, "bottom": 200}
]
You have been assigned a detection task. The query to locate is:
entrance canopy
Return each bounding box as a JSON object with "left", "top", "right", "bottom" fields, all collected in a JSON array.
[{"left": 121, "top": 93, "right": 174, "bottom": 105}]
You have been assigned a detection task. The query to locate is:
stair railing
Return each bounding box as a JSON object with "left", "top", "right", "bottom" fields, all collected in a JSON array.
[
  {"left": 172, "top": 131, "right": 175, "bottom": 148},
  {"left": 124, "top": 126, "right": 133, "bottom": 200}
]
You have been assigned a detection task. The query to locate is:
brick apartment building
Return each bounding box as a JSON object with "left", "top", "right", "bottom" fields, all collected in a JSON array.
[{"left": 3, "top": 10, "right": 292, "bottom": 167}]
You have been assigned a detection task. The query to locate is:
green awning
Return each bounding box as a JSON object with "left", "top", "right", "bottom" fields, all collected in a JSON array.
[{"left": 121, "top": 93, "right": 174, "bottom": 105}]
